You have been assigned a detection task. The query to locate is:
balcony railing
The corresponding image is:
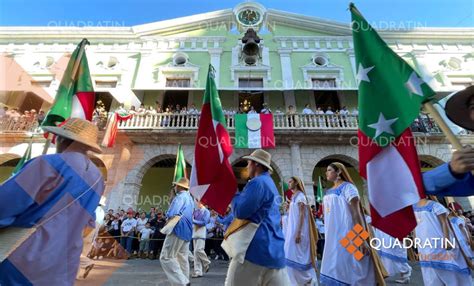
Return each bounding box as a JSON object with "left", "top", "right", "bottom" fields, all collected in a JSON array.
[
  {"left": 117, "top": 113, "right": 360, "bottom": 130},
  {"left": 0, "top": 113, "right": 444, "bottom": 135}
]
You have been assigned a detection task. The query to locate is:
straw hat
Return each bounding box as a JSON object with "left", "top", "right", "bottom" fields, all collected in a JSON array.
[
  {"left": 242, "top": 149, "right": 273, "bottom": 172},
  {"left": 42, "top": 118, "right": 102, "bottom": 153},
  {"left": 445, "top": 85, "right": 474, "bottom": 131},
  {"left": 173, "top": 177, "right": 190, "bottom": 190}
]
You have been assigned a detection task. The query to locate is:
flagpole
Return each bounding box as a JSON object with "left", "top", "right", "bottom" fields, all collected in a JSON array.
[
  {"left": 423, "top": 101, "right": 468, "bottom": 204},
  {"left": 41, "top": 38, "right": 90, "bottom": 155}
]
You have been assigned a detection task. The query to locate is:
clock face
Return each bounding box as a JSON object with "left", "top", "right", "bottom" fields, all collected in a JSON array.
[{"left": 238, "top": 9, "right": 261, "bottom": 26}]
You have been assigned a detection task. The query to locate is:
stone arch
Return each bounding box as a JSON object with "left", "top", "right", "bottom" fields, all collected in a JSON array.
[
  {"left": 110, "top": 144, "right": 195, "bottom": 210},
  {"left": 0, "top": 153, "right": 21, "bottom": 166}
]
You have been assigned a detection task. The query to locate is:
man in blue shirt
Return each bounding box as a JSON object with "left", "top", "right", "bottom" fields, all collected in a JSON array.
[
  {"left": 423, "top": 146, "right": 474, "bottom": 196},
  {"left": 191, "top": 201, "right": 211, "bottom": 278},
  {"left": 160, "top": 177, "right": 194, "bottom": 286},
  {"left": 225, "top": 149, "right": 290, "bottom": 286}
]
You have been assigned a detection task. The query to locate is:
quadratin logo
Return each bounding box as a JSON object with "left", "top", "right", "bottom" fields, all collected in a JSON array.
[{"left": 339, "top": 223, "right": 370, "bottom": 261}]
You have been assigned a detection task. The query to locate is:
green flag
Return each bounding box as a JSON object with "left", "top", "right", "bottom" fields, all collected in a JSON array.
[
  {"left": 316, "top": 176, "right": 323, "bottom": 203},
  {"left": 350, "top": 3, "right": 435, "bottom": 147},
  {"left": 173, "top": 144, "right": 187, "bottom": 181},
  {"left": 41, "top": 39, "right": 94, "bottom": 129},
  {"left": 12, "top": 142, "right": 32, "bottom": 176}
]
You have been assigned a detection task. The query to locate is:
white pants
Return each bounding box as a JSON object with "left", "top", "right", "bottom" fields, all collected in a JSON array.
[
  {"left": 225, "top": 259, "right": 291, "bottom": 286},
  {"left": 160, "top": 233, "right": 190, "bottom": 286},
  {"left": 421, "top": 267, "right": 473, "bottom": 286},
  {"left": 193, "top": 239, "right": 211, "bottom": 275}
]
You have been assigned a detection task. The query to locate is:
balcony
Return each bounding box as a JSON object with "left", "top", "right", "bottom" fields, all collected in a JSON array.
[{"left": 0, "top": 113, "right": 444, "bottom": 134}]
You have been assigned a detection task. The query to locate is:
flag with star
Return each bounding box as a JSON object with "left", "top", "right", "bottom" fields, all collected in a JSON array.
[{"left": 350, "top": 3, "right": 435, "bottom": 239}]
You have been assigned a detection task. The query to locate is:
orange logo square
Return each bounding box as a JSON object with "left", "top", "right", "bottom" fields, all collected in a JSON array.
[{"left": 339, "top": 223, "right": 370, "bottom": 261}]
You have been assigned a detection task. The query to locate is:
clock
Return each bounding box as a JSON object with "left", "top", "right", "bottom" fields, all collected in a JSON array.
[{"left": 238, "top": 9, "right": 261, "bottom": 26}]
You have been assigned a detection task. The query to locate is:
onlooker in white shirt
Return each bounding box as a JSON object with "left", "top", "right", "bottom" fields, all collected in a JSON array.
[
  {"left": 302, "top": 104, "right": 314, "bottom": 115},
  {"left": 139, "top": 223, "right": 153, "bottom": 258},
  {"left": 136, "top": 212, "right": 148, "bottom": 232}
]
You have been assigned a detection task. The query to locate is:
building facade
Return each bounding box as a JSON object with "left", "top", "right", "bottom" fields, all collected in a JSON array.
[{"left": 1, "top": 2, "right": 473, "bottom": 211}]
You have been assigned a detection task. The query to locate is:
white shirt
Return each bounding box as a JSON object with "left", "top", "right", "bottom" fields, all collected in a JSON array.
[
  {"left": 140, "top": 228, "right": 153, "bottom": 240},
  {"left": 248, "top": 110, "right": 257, "bottom": 114},
  {"left": 136, "top": 217, "right": 148, "bottom": 232},
  {"left": 325, "top": 110, "right": 334, "bottom": 115},
  {"left": 121, "top": 218, "right": 137, "bottom": 232},
  {"left": 111, "top": 220, "right": 119, "bottom": 230},
  {"left": 302, "top": 108, "right": 314, "bottom": 115}
]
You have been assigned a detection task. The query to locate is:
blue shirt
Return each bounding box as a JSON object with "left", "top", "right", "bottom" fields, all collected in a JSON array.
[
  {"left": 166, "top": 191, "right": 194, "bottom": 241},
  {"left": 217, "top": 212, "right": 234, "bottom": 231},
  {"left": 193, "top": 207, "right": 210, "bottom": 227},
  {"left": 423, "top": 163, "right": 474, "bottom": 197},
  {"left": 231, "top": 172, "right": 286, "bottom": 269}
]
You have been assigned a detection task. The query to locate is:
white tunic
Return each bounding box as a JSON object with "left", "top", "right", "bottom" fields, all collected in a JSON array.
[
  {"left": 284, "top": 191, "right": 317, "bottom": 285},
  {"left": 450, "top": 216, "right": 474, "bottom": 261},
  {"left": 413, "top": 200, "right": 472, "bottom": 285},
  {"left": 373, "top": 227, "right": 411, "bottom": 276},
  {"left": 320, "top": 182, "right": 375, "bottom": 285}
]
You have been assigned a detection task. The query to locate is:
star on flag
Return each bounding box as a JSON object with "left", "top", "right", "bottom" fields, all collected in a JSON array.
[
  {"left": 356, "top": 63, "right": 375, "bottom": 86},
  {"left": 368, "top": 112, "right": 399, "bottom": 138},
  {"left": 405, "top": 71, "right": 425, "bottom": 98}
]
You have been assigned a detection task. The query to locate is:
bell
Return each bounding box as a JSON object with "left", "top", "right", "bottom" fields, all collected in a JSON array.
[{"left": 241, "top": 28, "right": 261, "bottom": 65}]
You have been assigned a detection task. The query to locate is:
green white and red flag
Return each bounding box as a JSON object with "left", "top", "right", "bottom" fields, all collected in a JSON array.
[
  {"left": 101, "top": 110, "right": 133, "bottom": 148},
  {"left": 190, "top": 65, "right": 237, "bottom": 215},
  {"left": 41, "top": 39, "right": 94, "bottom": 131},
  {"left": 350, "top": 3, "right": 435, "bottom": 239},
  {"left": 234, "top": 113, "right": 275, "bottom": 148}
]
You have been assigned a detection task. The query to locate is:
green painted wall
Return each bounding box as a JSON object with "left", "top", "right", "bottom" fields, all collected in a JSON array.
[
  {"left": 272, "top": 24, "right": 337, "bottom": 37},
  {"left": 137, "top": 167, "right": 176, "bottom": 212}
]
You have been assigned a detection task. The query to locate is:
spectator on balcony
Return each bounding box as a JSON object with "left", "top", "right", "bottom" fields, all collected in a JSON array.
[
  {"left": 275, "top": 107, "right": 283, "bottom": 115},
  {"left": 315, "top": 107, "right": 324, "bottom": 115},
  {"left": 173, "top": 104, "right": 181, "bottom": 114},
  {"left": 180, "top": 106, "right": 188, "bottom": 114},
  {"left": 155, "top": 102, "right": 162, "bottom": 113},
  {"left": 340, "top": 106, "right": 349, "bottom": 116},
  {"left": 325, "top": 107, "right": 334, "bottom": 115},
  {"left": 129, "top": 106, "right": 137, "bottom": 115},
  {"left": 188, "top": 104, "right": 199, "bottom": 115},
  {"left": 261, "top": 103, "right": 272, "bottom": 114},
  {"left": 352, "top": 107, "right": 359, "bottom": 116},
  {"left": 146, "top": 106, "right": 157, "bottom": 115},
  {"left": 137, "top": 104, "right": 146, "bottom": 115},
  {"left": 302, "top": 104, "right": 314, "bottom": 115},
  {"left": 248, "top": 106, "right": 257, "bottom": 114},
  {"left": 37, "top": 110, "right": 45, "bottom": 125}
]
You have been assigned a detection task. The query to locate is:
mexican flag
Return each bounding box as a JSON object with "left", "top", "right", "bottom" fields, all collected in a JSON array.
[
  {"left": 12, "top": 142, "right": 32, "bottom": 176},
  {"left": 234, "top": 114, "right": 275, "bottom": 148},
  {"left": 41, "top": 39, "right": 94, "bottom": 129},
  {"left": 350, "top": 4, "right": 434, "bottom": 239},
  {"left": 190, "top": 65, "right": 237, "bottom": 215},
  {"left": 174, "top": 144, "right": 188, "bottom": 181},
  {"left": 101, "top": 110, "right": 133, "bottom": 148}
]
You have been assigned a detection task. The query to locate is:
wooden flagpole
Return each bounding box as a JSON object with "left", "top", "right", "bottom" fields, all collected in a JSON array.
[
  {"left": 41, "top": 39, "right": 90, "bottom": 155},
  {"left": 423, "top": 101, "right": 467, "bottom": 205}
]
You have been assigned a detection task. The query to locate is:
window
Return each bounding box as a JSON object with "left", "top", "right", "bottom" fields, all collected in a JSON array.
[
  {"left": 95, "top": 81, "right": 117, "bottom": 88},
  {"left": 312, "top": 78, "right": 336, "bottom": 88},
  {"left": 313, "top": 90, "right": 341, "bottom": 111},
  {"left": 162, "top": 90, "right": 189, "bottom": 110},
  {"left": 239, "top": 78, "right": 263, "bottom": 88},
  {"left": 166, "top": 78, "right": 191, "bottom": 88}
]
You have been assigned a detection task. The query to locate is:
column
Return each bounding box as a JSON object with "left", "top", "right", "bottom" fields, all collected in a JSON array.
[
  {"left": 346, "top": 48, "right": 357, "bottom": 87},
  {"left": 209, "top": 48, "right": 223, "bottom": 88},
  {"left": 278, "top": 49, "right": 294, "bottom": 89},
  {"left": 290, "top": 142, "right": 315, "bottom": 203}
]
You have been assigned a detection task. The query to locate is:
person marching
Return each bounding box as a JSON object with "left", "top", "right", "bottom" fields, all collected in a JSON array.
[
  {"left": 284, "top": 176, "right": 319, "bottom": 285},
  {"left": 0, "top": 118, "right": 105, "bottom": 285},
  {"left": 320, "top": 162, "right": 376, "bottom": 285},
  {"left": 413, "top": 198, "right": 472, "bottom": 285},
  {"left": 224, "top": 149, "right": 290, "bottom": 286},
  {"left": 160, "top": 177, "right": 194, "bottom": 286},
  {"left": 191, "top": 201, "right": 211, "bottom": 278}
]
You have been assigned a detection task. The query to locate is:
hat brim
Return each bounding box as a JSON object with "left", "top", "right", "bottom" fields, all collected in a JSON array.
[
  {"left": 242, "top": 155, "right": 273, "bottom": 172},
  {"left": 445, "top": 86, "right": 474, "bottom": 131},
  {"left": 42, "top": 126, "right": 102, "bottom": 154},
  {"left": 172, "top": 182, "right": 189, "bottom": 189}
]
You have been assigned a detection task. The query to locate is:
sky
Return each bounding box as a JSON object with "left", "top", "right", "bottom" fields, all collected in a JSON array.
[{"left": 0, "top": 0, "right": 472, "bottom": 28}]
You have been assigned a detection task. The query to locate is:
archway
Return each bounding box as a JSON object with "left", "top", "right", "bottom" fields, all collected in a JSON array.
[
  {"left": 231, "top": 157, "right": 283, "bottom": 194},
  {"left": 0, "top": 153, "right": 21, "bottom": 183},
  {"left": 137, "top": 154, "right": 192, "bottom": 213},
  {"left": 312, "top": 154, "right": 364, "bottom": 202}
]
